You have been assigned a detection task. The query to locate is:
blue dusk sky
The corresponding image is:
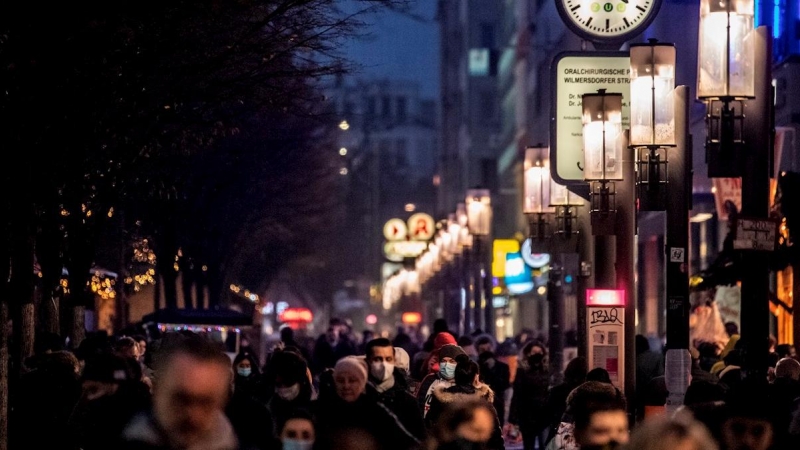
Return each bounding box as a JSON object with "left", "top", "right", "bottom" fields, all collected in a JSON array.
[{"left": 340, "top": 0, "right": 440, "bottom": 99}]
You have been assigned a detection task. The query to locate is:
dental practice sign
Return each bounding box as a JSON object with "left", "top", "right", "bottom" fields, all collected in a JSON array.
[
  {"left": 550, "top": 53, "right": 631, "bottom": 184},
  {"left": 383, "top": 213, "right": 435, "bottom": 262}
]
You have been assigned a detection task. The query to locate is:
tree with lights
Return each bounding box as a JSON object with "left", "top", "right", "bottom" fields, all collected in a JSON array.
[{"left": 1, "top": 1, "right": 412, "bottom": 448}]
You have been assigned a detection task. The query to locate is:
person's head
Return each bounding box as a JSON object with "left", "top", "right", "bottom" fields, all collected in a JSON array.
[
  {"left": 454, "top": 354, "right": 479, "bottom": 387},
  {"left": 438, "top": 344, "right": 467, "bottom": 380},
  {"left": 266, "top": 349, "right": 310, "bottom": 402},
  {"left": 333, "top": 356, "right": 368, "bottom": 402},
  {"left": 522, "top": 340, "right": 546, "bottom": 359},
  {"left": 457, "top": 336, "right": 476, "bottom": 353},
  {"left": 233, "top": 351, "right": 259, "bottom": 379},
  {"left": 362, "top": 329, "right": 375, "bottom": 342},
  {"left": 564, "top": 356, "right": 589, "bottom": 386},
  {"left": 636, "top": 335, "right": 650, "bottom": 355},
  {"left": 433, "top": 331, "right": 457, "bottom": 351},
  {"left": 623, "top": 416, "right": 718, "bottom": 450},
  {"left": 572, "top": 382, "right": 629, "bottom": 449},
  {"left": 81, "top": 352, "right": 138, "bottom": 400},
  {"left": 280, "top": 326, "right": 295, "bottom": 342},
  {"left": 432, "top": 318, "right": 449, "bottom": 335},
  {"left": 587, "top": 367, "right": 613, "bottom": 384},
  {"left": 433, "top": 398, "right": 496, "bottom": 448},
  {"left": 365, "top": 338, "right": 394, "bottom": 382},
  {"left": 724, "top": 322, "right": 739, "bottom": 338},
  {"left": 40, "top": 350, "right": 81, "bottom": 376},
  {"left": 326, "top": 326, "right": 339, "bottom": 344},
  {"left": 721, "top": 380, "right": 774, "bottom": 450},
  {"left": 774, "top": 343, "right": 795, "bottom": 359},
  {"left": 114, "top": 336, "right": 140, "bottom": 360},
  {"left": 280, "top": 409, "right": 315, "bottom": 450},
  {"left": 774, "top": 357, "right": 800, "bottom": 381},
  {"left": 393, "top": 347, "right": 410, "bottom": 374},
  {"left": 474, "top": 335, "right": 494, "bottom": 355},
  {"left": 151, "top": 334, "right": 233, "bottom": 448}
]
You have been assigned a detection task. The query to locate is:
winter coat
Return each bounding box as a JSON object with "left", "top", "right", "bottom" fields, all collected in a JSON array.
[
  {"left": 425, "top": 383, "right": 505, "bottom": 450},
  {"left": 366, "top": 367, "right": 426, "bottom": 442},
  {"left": 509, "top": 365, "right": 550, "bottom": 433},
  {"left": 312, "top": 393, "right": 421, "bottom": 450}
]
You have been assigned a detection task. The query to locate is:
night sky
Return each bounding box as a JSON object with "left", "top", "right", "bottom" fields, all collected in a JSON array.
[{"left": 341, "top": 0, "right": 440, "bottom": 98}]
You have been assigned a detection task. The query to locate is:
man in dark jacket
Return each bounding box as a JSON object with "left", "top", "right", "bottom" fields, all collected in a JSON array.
[{"left": 365, "top": 338, "right": 426, "bottom": 442}]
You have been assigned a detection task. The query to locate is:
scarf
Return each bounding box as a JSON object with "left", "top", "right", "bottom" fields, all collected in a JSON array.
[{"left": 371, "top": 375, "right": 395, "bottom": 393}]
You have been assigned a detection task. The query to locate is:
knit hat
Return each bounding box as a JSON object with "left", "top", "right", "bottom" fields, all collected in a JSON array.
[
  {"left": 394, "top": 347, "right": 410, "bottom": 373},
  {"left": 334, "top": 356, "right": 368, "bottom": 384},
  {"left": 438, "top": 344, "right": 466, "bottom": 361},
  {"left": 433, "top": 332, "right": 457, "bottom": 350}
]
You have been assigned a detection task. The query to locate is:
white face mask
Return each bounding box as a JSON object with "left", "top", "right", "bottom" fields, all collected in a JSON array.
[
  {"left": 370, "top": 361, "right": 394, "bottom": 382},
  {"left": 276, "top": 383, "right": 301, "bottom": 401}
]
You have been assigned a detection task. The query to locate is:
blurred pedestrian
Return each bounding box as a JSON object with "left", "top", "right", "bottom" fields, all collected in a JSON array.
[
  {"left": 424, "top": 397, "right": 501, "bottom": 450},
  {"left": 622, "top": 415, "right": 717, "bottom": 450},
  {"left": 418, "top": 343, "right": 465, "bottom": 418},
  {"left": 120, "top": 333, "right": 238, "bottom": 449}
]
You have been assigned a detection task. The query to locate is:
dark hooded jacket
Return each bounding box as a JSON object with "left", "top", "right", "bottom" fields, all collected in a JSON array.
[
  {"left": 426, "top": 383, "right": 505, "bottom": 450},
  {"left": 365, "top": 366, "right": 426, "bottom": 442}
]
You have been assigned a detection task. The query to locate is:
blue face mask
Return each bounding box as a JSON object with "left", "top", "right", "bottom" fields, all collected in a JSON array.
[
  {"left": 282, "top": 438, "right": 314, "bottom": 450},
  {"left": 439, "top": 361, "right": 456, "bottom": 380},
  {"left": 237, "top": 367, "right": 252, "bottom": 377}
]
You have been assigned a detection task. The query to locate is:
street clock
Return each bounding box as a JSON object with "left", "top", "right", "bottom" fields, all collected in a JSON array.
[{"left": 555, "top": 0, "right": 663, "bottom": 46}]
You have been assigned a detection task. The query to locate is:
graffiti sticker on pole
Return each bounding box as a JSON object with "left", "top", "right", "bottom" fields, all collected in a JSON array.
[{"left": 550, "top": 52, "right": 631, "bottom": 184}]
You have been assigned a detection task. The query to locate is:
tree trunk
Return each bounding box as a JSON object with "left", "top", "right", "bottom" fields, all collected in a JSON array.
[
  {"left": 0, "top": 301, "right": 9, "bottom": 450},
  {"left": 10, "top": 214, "right": 36, "bottom": 372},
  {"left": 42, "top": 295, "right": 60, "bottom": 335},
  {"left": 71, "top": 305, "right": 85, "bottom": 347},
  {"left": 16, "top": 304, "right": 34, "bottom": 368},
  {"left": 793, "top": 263, "right": 800, "bottom": 356}
]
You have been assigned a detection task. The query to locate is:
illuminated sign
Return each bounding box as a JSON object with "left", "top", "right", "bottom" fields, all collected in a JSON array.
[
  {"left": 279, "top": 307, "right": 313, "bottom": 323},
  {"left": 492, "top": 239, "right": 521, "bottom": 277},
  {"left": 586, "top": 289, "right": 626, "bottom": 307},
  {"left": 469, "top": 48, "right": 490, "bottom": 76},
  {"left": 401, "top": 312, "right": 422, "bottom": 324},
  {"left": 384, "top": 241, "right": 428, "bottom": 262},
  {"left": 505, "top": 252, "right": 534, "bottom": 295},
  {"left": 521, "top": 239, "right": 551, "bottom": 268},
  {"left": 383, "top": 218, "right": 408, "bottom": 241},
  {"left": 407, "top": 213, "right": 435, "bottom": 240}
]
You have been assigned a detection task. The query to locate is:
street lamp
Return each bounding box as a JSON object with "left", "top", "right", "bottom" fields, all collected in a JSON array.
[
  {"left": 524, "top": 147, "right": 555, "bottom": 246},
  {"left": 630, "top": 40, "right": 676, "bottom": 210},
  {"left": 697, "top": 0, "right": 755, "bottom": 177},
  {"left": 466, "top": 189, "right": 492, "bottom": 333},
  {"left": 582, "top": 89, "right": 625, "bottom": 234},
  {"left": 551, "top": 181, "right": 583, "bottom": 240}
]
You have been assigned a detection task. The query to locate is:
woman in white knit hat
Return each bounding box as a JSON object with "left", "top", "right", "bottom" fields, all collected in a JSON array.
[{"left": 312, "top": 356, "right": 421, "bottom": 450}]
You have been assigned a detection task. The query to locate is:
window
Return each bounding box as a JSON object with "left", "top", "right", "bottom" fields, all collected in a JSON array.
[
  {"left": 480, "top": 24, "right": 494, "bottom": 48},
  {"left": 396, "top": 97, "right": 407, "bottom": 122},
  {"left": 382, "top": 96, "right": 391, "bottom": 118},
  {"left": 395, "top": 139, "right": 408, "bottom": 167},
  {"left": 367, "top": 97, "right": 376, "bottom": 116}
]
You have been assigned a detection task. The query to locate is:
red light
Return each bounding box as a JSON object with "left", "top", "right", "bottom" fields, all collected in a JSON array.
[
  {"left": 365, "top": 314, "right": 378, "bottom": 325},
  {"left": 586, "top": 289, "right": 626, "bottom": 307},
  {"left": 279, "top": 307, "right": 313, "bottom": 323},
  {"left": 401, "top": 312, "right": 422, "bottom": 324}
]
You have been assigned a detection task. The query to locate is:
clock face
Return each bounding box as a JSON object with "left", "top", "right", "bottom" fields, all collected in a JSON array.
[{"left": 556, "top": 0, "right": 662, "bottom": 43}]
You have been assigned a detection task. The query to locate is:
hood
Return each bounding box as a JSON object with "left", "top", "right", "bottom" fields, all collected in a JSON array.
[{"left": 433, "top": 382, "right": 495, "bottom": 404}]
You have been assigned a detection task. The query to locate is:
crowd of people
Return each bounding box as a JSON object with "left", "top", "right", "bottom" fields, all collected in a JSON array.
[{"left": 7, "top": 317, "right": 800, "bottom": 450}]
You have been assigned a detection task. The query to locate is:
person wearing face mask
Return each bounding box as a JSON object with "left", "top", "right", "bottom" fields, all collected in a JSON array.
[
  {"left": 425, "top": 355, "right": 504, "bottom": 450},
  {"left": 279, "top": 409, "right": 316, "bottom": 450},
  {"left": 364, "top": 338, "right": 426, "bottom": 442},
  {"left": 426, "top": 397, "right": 502, "bottom": 450},
  {"left": 227, "top": 351, "right": 274, "bottom": 450},
  {"left": 262, "top": 349, "right": 316, "bottom": 442},
  {"left": 417, "top": 343, "right": 468, "bottom": 420}
]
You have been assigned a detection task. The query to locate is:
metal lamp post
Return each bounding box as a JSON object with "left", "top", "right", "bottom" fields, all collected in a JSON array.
[
  {"left": 698, "top": 0, "right": 773, "bottom": 381},
  {"left": 582, "top": 89, "right": 637, "bottom": 410},
  {"left": 630, "top": 41, "right": 676, "bottom": 210},
  {"left": 466, "top": 189, "right": 492, "bottom": 334}
]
